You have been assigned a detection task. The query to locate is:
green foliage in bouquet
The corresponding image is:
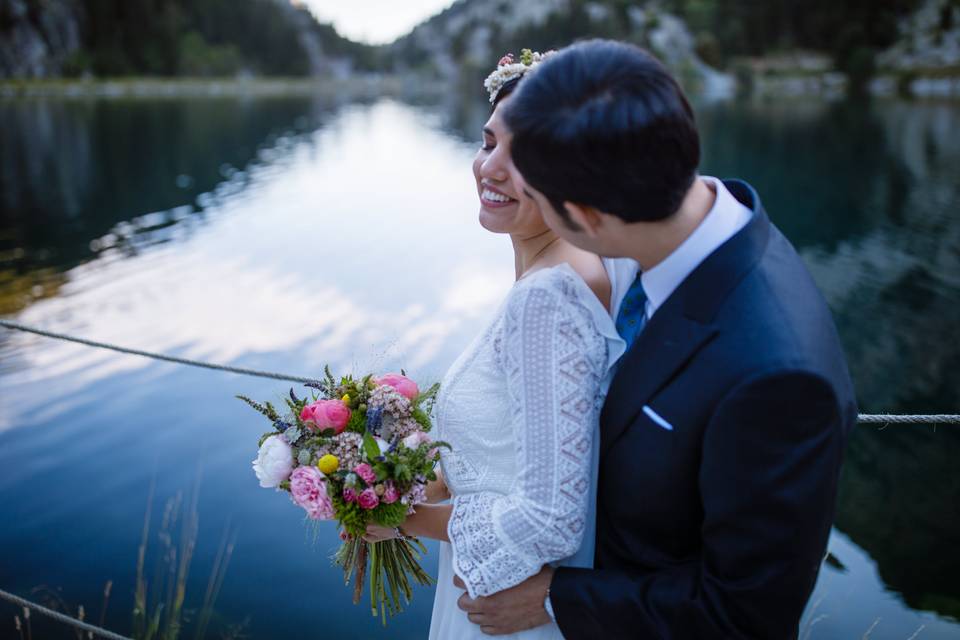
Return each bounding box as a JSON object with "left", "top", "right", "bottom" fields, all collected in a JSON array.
[{"left": 331, "top": 491, "right": 367, "bottom": 538}]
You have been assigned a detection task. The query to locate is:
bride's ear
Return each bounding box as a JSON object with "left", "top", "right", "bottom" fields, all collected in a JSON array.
[{"left": 563, "top": 202, "right": 603, "bottom": 237}]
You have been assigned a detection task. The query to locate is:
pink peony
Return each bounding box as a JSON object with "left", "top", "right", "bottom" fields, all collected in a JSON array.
[
  {"left": 358, "top": 488, "right": 380, "bottom": 510},
  {"left": 376, "top": 373, "right": 419, "bottom": 401},
  {"left": 382, "top": 482, "right": 400, "bottom": 504},
  {"left": 301, "top": 400, "right": 351, "bottom": 434},
  {"left": 289, "top": 466, "right": 335, "bottom": 520},
  {"left": 342, "top": 487, "right": 358, "bottom": 503},
  {"left": 354, "top": 463, "right": 377, "bottom": 485}
]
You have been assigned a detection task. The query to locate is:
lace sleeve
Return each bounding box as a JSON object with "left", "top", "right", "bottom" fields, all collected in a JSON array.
[{"left": 448, "top": 270, "right": 608, "bottom": 598}]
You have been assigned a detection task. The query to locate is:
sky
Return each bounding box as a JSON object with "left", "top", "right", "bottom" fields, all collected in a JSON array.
[{"left": 297, "top": 0, "right": 458, "bottom": 45}]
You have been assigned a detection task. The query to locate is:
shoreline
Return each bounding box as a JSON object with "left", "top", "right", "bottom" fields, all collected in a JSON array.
[
  {"left": 3, "top": 71, "right": 960, "bottom": 102},
  {"left": 0, "top": 75, "right": 417, "bottom": 99}
]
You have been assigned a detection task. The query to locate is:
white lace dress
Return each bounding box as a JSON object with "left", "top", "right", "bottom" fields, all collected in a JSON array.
[{"left": 428, "top": 263, "right": 624, "bottom": 640}]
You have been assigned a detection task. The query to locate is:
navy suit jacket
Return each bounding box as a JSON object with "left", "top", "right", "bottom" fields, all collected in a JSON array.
[{"left": 551, "top": 181, "right": 857, "bottom": 639}]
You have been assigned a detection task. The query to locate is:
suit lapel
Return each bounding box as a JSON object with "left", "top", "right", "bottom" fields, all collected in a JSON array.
[
  {"left": 600, "top": 179, "right": 771, "bottom": 457},
  {"left": 600, "top": 313, "right": 717, "bottom": 456}
]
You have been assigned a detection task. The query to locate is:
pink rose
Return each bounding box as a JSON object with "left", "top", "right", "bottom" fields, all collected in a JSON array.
[
  {"left": 358, "top": 488, "right": 379, "bottom": 510},
  {"left": 289, "top": 466, "right": 335, "bottom": 520},
  {"left": 382, "top": 482, "right": 399, "bottom": 504},
  {"left": 354, "top": 463, "right": 377, "bottom": 485},
  {"left": 342, "top": 487, "right": 358, "bottom": 503},
  {"left": 376, "top": 373, "right": 419, "bottom": 400},
  {"left": 301, "top": 400, "right": 351, "bottom": 434},
  {"left": 402, "top": 431, "right": 431, "bottom": 450}
]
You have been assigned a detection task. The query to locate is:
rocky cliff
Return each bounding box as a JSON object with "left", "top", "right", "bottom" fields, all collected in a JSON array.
[
  {"left": 388, "top": 0, "right": 733, "bottom": 98},
  {"left": 0, "top": 0, "right": 82, "bottom": 78}
]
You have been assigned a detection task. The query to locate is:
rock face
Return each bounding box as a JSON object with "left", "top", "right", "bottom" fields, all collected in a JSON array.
[
  {"left": 389, "top": 0, "right": 733, "bottom": 98},
  {"left": 879, "top": 0, "right": 960, "bottom": 72},
  {"left": 876, "top": 0, "right": 960, "bottom": 97},
  {"left": 0, "top": 0, "right": 83, "bottom": 78}
]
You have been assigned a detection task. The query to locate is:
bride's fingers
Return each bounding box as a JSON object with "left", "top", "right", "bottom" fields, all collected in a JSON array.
[
  {"left": 457, "top": 592, "right": 476, "bottom": 612},
  {"left": 364, "top": 524, "right": 392, "bottom": 540},
  {"left": 453, "top": 575, "right": 467, "bottom": 589}
]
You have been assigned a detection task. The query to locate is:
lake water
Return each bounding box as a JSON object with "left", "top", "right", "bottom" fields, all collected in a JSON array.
[{"left": 1, "top": 91, "right": 958, "bottom": 639}]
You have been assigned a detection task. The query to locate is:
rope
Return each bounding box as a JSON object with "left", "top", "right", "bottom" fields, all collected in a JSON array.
[
  {"left": 856, "top": 413, "right": 959, "bottom": 424},
  {"left": 0, "top": 318, "right": 315, "bottom": 384},
  {"left": 2, "top": 318, "right": 959, "bottom": 425},
  {"left": 0, "top": 587, "right": 131, "bottom": 640}
]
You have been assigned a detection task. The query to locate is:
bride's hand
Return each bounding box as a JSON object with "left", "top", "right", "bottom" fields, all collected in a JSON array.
[
  {"left": 425, "top": 470, "right": 450, "bottom": 503},
  {"left": 363, "top": 524, "right": 403, "bottom": 543}
]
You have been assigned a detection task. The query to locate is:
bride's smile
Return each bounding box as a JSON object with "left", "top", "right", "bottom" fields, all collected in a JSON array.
[
  {"left": 479, "top": 182, "right": 516, "bottom": 208},
  {"left": 472, "top": 95, "right": 547, "bottom": 237}
]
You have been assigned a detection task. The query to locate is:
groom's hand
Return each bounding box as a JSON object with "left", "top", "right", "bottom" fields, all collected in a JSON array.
[{"left": 455, "top": 566, "right": 554, "bottom": 635}]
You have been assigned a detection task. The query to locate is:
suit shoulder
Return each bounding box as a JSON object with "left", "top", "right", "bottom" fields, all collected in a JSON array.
[{"left": 709, "top": 236, "right": 851, "bottom": 388}]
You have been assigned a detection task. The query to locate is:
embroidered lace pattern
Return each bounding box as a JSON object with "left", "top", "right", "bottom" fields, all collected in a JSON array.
[{"left": 443, "top": 268, "right": 608, "bottom": 598}]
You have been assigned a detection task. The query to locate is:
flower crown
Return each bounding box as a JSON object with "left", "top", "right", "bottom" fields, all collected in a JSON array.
[{"left": 483, "top": 48, "right": 556, "bottom": 103}]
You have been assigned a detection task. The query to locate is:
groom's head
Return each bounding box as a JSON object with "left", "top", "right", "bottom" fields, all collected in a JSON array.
[{"left": 505, "top": 40, "right": 701, "bottom": 251}]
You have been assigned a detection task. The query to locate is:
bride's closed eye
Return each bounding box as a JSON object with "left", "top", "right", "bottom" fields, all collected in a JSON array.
[{"left": 481, "top": 128, "right": 495, "bottom": 151}]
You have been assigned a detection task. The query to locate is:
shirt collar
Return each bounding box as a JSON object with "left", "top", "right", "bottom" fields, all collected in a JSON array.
[{"left": 640, "top": 177, "right": 753, "bottom": 318}]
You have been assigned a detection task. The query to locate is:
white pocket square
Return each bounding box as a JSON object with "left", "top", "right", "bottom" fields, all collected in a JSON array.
[{"left": 642, "top": 405, "right": 674, "bottom": 431}]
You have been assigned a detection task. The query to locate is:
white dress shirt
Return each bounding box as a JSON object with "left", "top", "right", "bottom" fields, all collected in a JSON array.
[{"left": 603, "top": 176, "right": 753, "bottom": 323}]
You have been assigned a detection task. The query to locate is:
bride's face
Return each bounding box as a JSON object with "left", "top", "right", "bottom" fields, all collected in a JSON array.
[{"left": 472, "top": 96, "right": 548, "bottom": 237}]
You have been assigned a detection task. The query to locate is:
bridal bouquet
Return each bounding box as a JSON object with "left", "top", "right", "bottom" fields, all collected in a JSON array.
[{"left": 240, "top": 367, "right": 446, "bottom": 622}]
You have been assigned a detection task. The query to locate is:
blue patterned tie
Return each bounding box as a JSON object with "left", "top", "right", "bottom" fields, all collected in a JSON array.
[{"left": 615, "top": 273, "right": 648, "bottom": 349}]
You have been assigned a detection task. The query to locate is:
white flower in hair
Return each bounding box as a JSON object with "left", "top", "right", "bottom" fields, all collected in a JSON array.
[{"left": 483, "top": 48, "right": 556, "bottom": 103}]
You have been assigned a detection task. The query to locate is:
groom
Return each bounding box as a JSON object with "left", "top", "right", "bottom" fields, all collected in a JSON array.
[{"left": 455, "top": 40, "right": 858, "bottom": 638}]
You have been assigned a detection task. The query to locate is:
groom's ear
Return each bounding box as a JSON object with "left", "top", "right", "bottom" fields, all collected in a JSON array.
[{"left": 563, "top": 202, "right": 603, "bottom": 237}]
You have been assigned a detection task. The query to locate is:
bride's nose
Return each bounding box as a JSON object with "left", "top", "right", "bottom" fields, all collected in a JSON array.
[{"left": 479, "top": 147, "right": 510, "bottom": 183}]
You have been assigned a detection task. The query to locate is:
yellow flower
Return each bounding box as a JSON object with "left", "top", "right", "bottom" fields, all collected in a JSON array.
[
  {"left": 317, "top": 454, "right": 339, "bottom": 475},
  {"left": 341, "top": 394, "right": 351, "bottom": 405}
]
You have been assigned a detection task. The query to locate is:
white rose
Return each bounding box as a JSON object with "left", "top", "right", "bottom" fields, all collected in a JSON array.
[{"left": 252, "top": 435, "right": 293, "bottom": 488}]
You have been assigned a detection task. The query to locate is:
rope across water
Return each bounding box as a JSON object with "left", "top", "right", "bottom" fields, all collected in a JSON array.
[
  {"left": 2, "top": 318, "right": 959, "bottom": 425},
  {"left": 0, "top": 318, "right": 314, "bottom": 384},
  {"left": 0, "top": 587, "right": 131, "bottom": 640}
]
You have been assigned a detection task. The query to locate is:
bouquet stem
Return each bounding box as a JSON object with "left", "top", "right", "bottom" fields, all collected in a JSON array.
[
  {"left": 354, "top": 540, "right": 367, "bottom": 605},
  {"left": 335, "top": 535, "right": 435, "bottom": 624}
]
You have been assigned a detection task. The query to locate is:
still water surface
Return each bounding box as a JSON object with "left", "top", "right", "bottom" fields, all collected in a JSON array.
[{"left": 0, "top": 93, "right": 958, "bottom": 639}]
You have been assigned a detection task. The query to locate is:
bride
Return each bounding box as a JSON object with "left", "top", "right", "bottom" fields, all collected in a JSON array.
[{"left": 364, "top": 53, "right": 625, "bottom": 639}]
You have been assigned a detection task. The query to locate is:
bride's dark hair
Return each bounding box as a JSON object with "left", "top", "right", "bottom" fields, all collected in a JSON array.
[{"left": 492, "top": 76, "right": 522, "bottom": 107}]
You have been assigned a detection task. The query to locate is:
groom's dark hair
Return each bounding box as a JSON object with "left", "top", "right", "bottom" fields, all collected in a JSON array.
[{"left": 505, "top": 40, "right": 700, "bottom": 224}]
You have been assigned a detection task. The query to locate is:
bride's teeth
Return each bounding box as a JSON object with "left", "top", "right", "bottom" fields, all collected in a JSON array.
[{"left": 483, "top": 190, "right": 510, "bottom": 203}]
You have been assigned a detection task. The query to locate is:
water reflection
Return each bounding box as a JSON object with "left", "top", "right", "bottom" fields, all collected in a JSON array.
[
  {"left": 1, "top": 100, "right": 513, "bottom": 410},
  {"left": 0, "top": 92, "right": 958, "bottom": 637},
  {"left": 0, "top": 96, "right": 342, "bottom": 314}
]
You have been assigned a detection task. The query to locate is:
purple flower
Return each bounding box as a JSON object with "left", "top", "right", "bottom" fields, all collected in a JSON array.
[
  {"left": 366, "top": 406, "right": 384, "bottom": 435},
  {"left": 289, "top": 466, "right": 334, "bottom": 520},
  {"left": 342, "top": 487, "right": 358, "bottom": 503},
  {"left": 401, "top": 483, "right": 427, "bottom": 514}
]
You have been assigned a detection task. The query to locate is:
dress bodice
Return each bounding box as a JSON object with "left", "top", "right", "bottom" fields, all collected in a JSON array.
[{"left": 432, "top": 263, "right": 624, "bottom": 598}]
